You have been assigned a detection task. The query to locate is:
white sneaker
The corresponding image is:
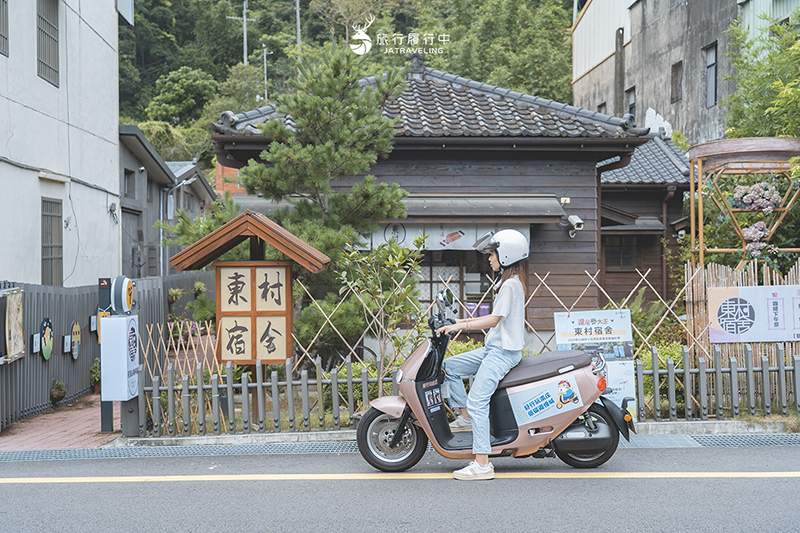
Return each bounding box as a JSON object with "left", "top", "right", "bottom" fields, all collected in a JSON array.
[
  {"left": 449, "top": 414, "right": 472, "bottom": 432},
  {"left": 453, "top": 460, "right": 495, "bottom": 481}
]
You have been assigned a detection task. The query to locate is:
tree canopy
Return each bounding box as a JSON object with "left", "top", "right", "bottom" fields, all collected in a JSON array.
[
  {"left": 120, "top": 0, "right": 575, "bottom": 124},
  {"left": 722, "top": 10, "right": 800, "bottom": 138},
  {"left": 701, "top": 11, "right": 800, "bottom": 272}
]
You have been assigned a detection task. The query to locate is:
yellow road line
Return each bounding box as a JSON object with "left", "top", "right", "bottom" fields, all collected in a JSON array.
[{"left": 1, "top": 471, "right": 800, "bottom": 484}]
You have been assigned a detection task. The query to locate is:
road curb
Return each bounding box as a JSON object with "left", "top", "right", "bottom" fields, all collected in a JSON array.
[
  {"left": 103, "top": 419, "right": 793, "bottom": 447},
  {"left": 635, "top": 420, "right": 788, "bottom": 435},
  {"left": 106, "top": 429, "right": 358, "bottom": 447}
]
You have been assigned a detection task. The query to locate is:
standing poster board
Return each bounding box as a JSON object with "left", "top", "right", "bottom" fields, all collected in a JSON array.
[
  {"left": 4, "top": 289, "right": 25, "bottom": 361},
  {"left": 216, "top": 261, "right": 293, "bottom": 364},
  {"left": 553, "top": 309, "right": 636, "bottom": 419}
]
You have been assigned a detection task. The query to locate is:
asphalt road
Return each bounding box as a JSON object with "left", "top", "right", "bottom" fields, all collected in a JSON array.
[{"left": 1, "top": 446, "right": 799, "bottom": 532}]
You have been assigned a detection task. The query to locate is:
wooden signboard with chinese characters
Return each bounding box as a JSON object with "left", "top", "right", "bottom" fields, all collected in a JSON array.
[{"left": 216, "top": 261, "right": 293, "bottom": 364}]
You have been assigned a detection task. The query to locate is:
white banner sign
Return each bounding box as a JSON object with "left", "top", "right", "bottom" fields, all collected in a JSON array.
[
  {"left": 371, "top": 223, "right": 530, "bottom": 250},
  {"left": 553, "top": 309, "right": 636, "bottom": 419},
  {"left": 708, "top": 285, "right": 800, "bottom": 343}
]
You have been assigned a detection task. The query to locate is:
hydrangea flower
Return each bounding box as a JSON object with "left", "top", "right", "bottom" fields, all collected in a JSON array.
[{"left": 732, "top": 183, "right": 782, "bottom": 214}]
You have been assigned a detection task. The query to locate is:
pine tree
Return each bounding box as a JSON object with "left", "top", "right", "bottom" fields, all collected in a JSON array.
[{"left": 238, "top": 41, "right": 409, "bottom": 281}]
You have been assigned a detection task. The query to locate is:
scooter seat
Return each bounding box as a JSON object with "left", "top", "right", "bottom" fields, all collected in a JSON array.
[{"left": 498, "top": 350, "right": 592, "bottom": 389}]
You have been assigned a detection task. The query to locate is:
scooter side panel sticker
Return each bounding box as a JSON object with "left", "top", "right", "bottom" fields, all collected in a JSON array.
[
  {"left": 424, "top": 387, "right": 443, "bottom": 413},
  {"left": 507, "top": 376, "right": 584, "bottom": 426}
]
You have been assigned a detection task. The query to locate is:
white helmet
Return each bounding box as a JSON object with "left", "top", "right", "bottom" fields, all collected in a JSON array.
[{"left": 473, "top": 229, "right": 529, "bottom": 267}]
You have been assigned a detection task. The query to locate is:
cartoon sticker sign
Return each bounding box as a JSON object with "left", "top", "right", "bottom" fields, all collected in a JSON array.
[
  {"left": 41, "top": 318, "right": 54, "bottom": 360},
  {"left": 70, "top": 321, "right": 81, "bottom": 360},
  {"left": 507, "top": 376, "right": 584, "bottom": 426},
  {"left": 708, "top": 285, "right": 800, "bottom": 343},
  {"left": 216, "top": 262, "right": 293, "bottom": 364}
]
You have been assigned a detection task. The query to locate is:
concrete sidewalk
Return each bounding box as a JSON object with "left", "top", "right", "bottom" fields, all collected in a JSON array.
[{"left": 0, "top": 392, "right": 792, "bottom": 451}]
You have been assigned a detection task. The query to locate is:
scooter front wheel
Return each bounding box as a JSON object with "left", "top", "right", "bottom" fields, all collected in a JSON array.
[{"left": 357, "top": 407, "right": 428, "bottom": 472}]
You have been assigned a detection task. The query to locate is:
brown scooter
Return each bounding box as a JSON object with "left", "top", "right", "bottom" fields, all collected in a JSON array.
[{"left": 357, "top": 289, "right": 636, "bottom": 472}]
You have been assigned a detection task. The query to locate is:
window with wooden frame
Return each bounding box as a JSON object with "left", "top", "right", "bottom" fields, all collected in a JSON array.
[
  {"left": 671, "top": 61, "right": 683, "bottom": 103},
  {"left": 604, "top": 236, "right": 638, "bottom": 269},
  {"left": 37, "top": 0, "right": 59, "bottom": 86},
  {"left": 419, "top": 250, "right": 496, "bottom": 318}
]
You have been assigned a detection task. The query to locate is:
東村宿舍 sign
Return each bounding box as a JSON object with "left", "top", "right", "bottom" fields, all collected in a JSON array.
[{"left": 708, "top": 285, "right": 800, "bottom": 343}]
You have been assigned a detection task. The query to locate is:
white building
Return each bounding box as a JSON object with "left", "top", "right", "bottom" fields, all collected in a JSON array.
[{"left": 0, "top": 1, "right": 123, "bottom": 286}]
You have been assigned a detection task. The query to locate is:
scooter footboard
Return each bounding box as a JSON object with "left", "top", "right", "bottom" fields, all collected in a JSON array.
[{"left": 370, "top": 396, "right": 407, "bottom": 418}]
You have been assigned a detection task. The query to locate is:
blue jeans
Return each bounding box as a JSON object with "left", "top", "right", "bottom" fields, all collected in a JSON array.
[{"left": 443, "top": 345, "right": 522, "bottom": 455}]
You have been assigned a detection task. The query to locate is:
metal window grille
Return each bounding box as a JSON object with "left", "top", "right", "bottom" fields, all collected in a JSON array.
[
  {"left": 37, "top": 0, "right": 59, "bottom": 86},
  {"left": 41, "top": 197, "right": 63, "bottom": 286},
  {"left": 148, "top": 246, "right": 158, "bottom": 276},
  {"left": 0, "top": 0, "right": 8, "bottom": 57}
]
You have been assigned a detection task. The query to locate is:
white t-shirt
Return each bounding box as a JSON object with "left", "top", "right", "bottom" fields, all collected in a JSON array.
[{"left": 484, "top": 276, "right": 525, "bottom": 351}]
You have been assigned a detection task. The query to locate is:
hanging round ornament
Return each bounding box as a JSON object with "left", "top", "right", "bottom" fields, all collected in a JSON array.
[
  {"left": 41, "top": 318, "right": 54, "bottom": 360},
  {"left": 70, "top": 321, "right": 81, "bottom": 360}
]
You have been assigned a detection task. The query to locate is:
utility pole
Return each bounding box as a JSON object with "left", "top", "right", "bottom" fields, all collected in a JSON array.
[
  {"left": 263, "top": 44, "right": 273, "bottom": 102},
  {"left": 227, "top": 0, "right": 256, "bottom": 65}
]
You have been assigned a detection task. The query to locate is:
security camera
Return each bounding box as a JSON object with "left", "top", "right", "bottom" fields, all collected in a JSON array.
[{"left": 568, "top": 214, "right": 584, "bottom": 231}]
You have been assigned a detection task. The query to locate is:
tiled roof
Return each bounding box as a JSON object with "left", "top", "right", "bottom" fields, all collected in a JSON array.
[
  {"left": 211, "top": 56, "right": 648, "bottom": 140},
  {"left": 600, "top": 132, "right": 691, "bottom": 185},
  {"left": 166, "top": 161, "right": 195, "bottom": 179}
]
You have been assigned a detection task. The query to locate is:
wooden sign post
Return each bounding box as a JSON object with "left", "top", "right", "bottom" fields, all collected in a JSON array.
[{"left": 216, "top": 261, "right": 293, "bottom": 364}]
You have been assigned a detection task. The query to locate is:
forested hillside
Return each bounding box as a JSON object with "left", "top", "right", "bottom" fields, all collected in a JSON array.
[{"left": 120, "top": 0, "right": 573, "bottom": 166}]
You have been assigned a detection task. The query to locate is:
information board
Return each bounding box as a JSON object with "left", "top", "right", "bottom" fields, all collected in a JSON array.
[{"left": 708, "top": 285, "right": 800, "bottom": 343}]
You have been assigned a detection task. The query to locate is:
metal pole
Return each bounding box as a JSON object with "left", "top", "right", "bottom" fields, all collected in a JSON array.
[
  {"left": 243, "top": 0, "right": 248, "bottom": 65},
  {"left": 227, "top": 1, "right": 255, "bottom": 66},
  {"left": 263, "top": 44, "right": 273, "bottom": 102},
  {"left": 295, "top": 0, "right": 301, "bottom": 60}
]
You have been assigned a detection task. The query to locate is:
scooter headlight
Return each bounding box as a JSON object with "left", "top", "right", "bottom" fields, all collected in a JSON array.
[{"left": 394, "top": 369, "right": 403, "bottom": 384}]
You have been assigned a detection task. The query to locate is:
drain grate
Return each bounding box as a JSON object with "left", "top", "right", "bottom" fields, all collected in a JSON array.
[
  {"left": 692, "top": 434, "right": 800, "bottom": 447},
  {"left": 0, "top": 442, "right": 362, "bottom": 462}
]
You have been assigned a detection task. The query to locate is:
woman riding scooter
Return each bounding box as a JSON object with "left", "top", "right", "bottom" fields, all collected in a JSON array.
[{"left": 437, "top": 229, "right": 528, "bottom": 481}]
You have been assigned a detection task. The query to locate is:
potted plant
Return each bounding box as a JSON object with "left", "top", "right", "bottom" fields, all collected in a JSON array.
[
  {"left": 90, "top": 358, "right": 101, "bottom": 393},
  {"left": 50, "top": 380, "right": 67, "bottom": 404}
]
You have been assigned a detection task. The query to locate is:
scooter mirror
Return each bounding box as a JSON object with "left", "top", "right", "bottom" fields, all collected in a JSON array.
[{"left": 436, "top": 289, "right": 454, "bottom": 311}]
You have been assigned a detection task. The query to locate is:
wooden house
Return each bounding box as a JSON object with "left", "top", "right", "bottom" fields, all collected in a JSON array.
[{"left": 210, "top": 55, "right": 687, "bottom": 341}]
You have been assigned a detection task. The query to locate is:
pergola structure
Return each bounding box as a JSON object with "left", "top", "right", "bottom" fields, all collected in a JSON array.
[{"left": 688, "top": 137, "right": 800, "bottom": 268}]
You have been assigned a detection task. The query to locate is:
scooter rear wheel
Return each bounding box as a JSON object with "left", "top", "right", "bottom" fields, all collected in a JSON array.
[
  {"left": 553, "top": 403, "right": 619, "bottom": 469},
  {"left": 357, "top": 407, "right": 428, "bottom": 472}
]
